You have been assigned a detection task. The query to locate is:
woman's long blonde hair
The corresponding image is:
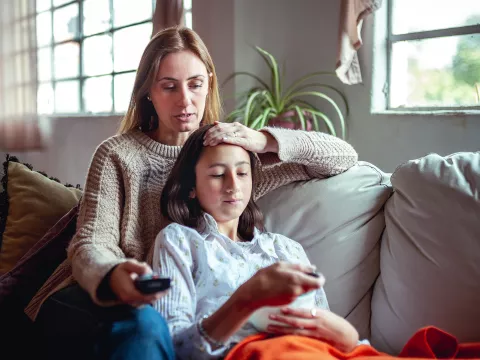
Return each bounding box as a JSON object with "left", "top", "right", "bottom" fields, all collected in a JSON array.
[{"left": 118, "top": 26, "right": 222, "bottom": 134}]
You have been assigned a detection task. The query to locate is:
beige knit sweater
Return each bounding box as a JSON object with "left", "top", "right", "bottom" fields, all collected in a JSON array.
[{"left": 25, "top": 127, "right": 357, "bottom": 319}]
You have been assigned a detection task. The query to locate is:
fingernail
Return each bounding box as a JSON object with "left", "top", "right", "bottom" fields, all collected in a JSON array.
[{"left": 318, "top": 274, "right": 326, "bottom": 286}]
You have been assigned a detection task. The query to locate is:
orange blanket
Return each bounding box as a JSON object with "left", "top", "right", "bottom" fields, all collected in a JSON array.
[{"left": 225, "top": 327, "right": 480, "bottom": 360}]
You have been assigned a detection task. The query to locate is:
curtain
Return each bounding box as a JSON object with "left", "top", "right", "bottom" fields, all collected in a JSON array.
[
  {"left": 336, "top": 0, "right": 383, "bottom": 85},
  {"left": 0, "top": 0, "right": 45, "bottom": 151},
  {"left": 152, "top": 0, "right": 184, "bottom": 37}
]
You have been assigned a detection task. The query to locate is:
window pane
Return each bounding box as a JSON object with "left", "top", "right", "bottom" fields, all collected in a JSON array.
[
  {"left": 184, "top": 0, "right": 192, "bottom": 11},
  {"left": 53, "top": 3, "right": 79, "bottom": 42},
  {"left": 37, "top": 0, "right": 51, "bottom": 13},
  {"left": 114, "top": 72, "right": 135, "bottom": 112},
  {"left": 392, "top": 0, "right": 480, "bottom": 34},
  {"left": 390, "top": 34, "right": 480, "bottom": 108},
  {"left": 84, "top": 76, "right": 113, "bottom": 113},
  {"left": 38, "top": 47, "right": 52, "bottom": 81},
  {"left": 36, "top": 12, "right": 52, "bottom": 47},
  {"left": 54, "top": 42, "right": 79, "bottom": 79},
  {"left": 185, "top": 11, "right": 192, "bottom": 29},
  {"left": 83, "top": 34, "right": 113, "bottom": 76},
  {"left": 83, "top": 0, "right": 111, "bottom": 36},
  {"left": 55, "top": 80, "right": 79, "bottom": 112},
  {"left": 113, "top": 23, "right": 152, "bottom": 72},
  {"left": 113, "top": 0, "right": 152, "bottom": 27},
  {"left": 38, "top": 82, "right": 54, "bottom": 114}
]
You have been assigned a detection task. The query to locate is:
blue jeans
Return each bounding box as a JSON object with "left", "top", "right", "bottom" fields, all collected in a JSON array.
[{"left": 35, "top": 284, "right": 175, "bottom": 360}]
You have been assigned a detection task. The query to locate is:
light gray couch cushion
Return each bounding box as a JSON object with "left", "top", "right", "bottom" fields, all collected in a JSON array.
[
  {"left": 257, "top": 161, "right": 392, "bottom": 339},
  {"left": 371, "top": 152, "right": 480, "bottom": 354}
]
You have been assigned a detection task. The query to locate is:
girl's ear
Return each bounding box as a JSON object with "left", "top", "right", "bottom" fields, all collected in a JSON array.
[{"left": 189, "top": 189, "right": 196, "bottom": 199}]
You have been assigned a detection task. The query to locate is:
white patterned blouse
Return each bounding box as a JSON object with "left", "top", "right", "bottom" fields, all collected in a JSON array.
[{"left": 151, "top": 214, "right": 330, "bottom": 360}]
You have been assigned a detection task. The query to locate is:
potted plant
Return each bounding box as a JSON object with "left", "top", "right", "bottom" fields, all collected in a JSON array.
[{"left": 223, "top": 47, "right": 349, "bottom": 139}]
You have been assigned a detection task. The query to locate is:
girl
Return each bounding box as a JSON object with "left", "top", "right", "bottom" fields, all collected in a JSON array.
[{"left": 152, "top": 124, "right": 359, "bottom": 359}]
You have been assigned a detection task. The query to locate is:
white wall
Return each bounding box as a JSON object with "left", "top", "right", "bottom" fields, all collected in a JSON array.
[
  {"left": 9, "top": 0, "right": 480, "bottom": 184},
  {"left": 9, "top": 117, "right": 119, "bottom": 185}
]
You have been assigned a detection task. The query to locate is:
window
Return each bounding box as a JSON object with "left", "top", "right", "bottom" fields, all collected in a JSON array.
[
  {"left": 36, "top": 0, "right": 156, "bottom": 115},
  {"left": 184, "top": 0, "right": 192, "bottom": 29},
  {"left": 386, "top": 0, "right": 480, "bottom": 110}
]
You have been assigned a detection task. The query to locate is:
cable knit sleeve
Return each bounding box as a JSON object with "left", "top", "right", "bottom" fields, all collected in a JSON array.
[
  {"left": 253, "top": 128, "right": 358, "bottom": 199},
  {"left": 67, "top": 139, "right": 128, "bottom": 305},
  {"left": 260, "top": 127, "right": 358, "bottom": 176}
]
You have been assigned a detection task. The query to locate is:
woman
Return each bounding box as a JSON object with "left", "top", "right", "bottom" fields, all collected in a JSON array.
[
  {"left": 29, "top": 26, "right": 358, "bottom": 360},
  {"left": 152, "top": 124, "right": 360, "bottom": 359}
]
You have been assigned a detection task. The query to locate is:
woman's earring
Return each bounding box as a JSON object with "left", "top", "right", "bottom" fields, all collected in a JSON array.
[{"left": 147, "top": 95, "right": 152, "bottom": 101}]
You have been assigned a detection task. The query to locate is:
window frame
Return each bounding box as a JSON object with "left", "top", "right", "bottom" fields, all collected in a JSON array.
[
  {"left": 35, "top": 0, "right": 157, "bottom": 116},
  {"left": 385, "top": 0, "right": 480, "bottom": 112},
  {"left": 184, "top": 0, "right": 192, "bottom": 29}
]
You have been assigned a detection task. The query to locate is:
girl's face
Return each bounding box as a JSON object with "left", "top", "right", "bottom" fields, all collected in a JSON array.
[
  {"left": 150, "top": 50, "right": 209, "bottom": 138},
  {"left": 193, "top": 144, "right": 253, "bottom": 225}
]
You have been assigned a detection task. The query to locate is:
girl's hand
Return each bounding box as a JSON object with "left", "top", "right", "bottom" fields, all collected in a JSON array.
[
  {"left": 203, "top": 121, "right": 279, "bottom": 153},
  {"left": 267, "top": 307, "right": 359, "bottom": 353},
  {"left": 109, "top": 259, "right": 168, "bottom": 306},
  {"left": 235, "top": 262, "right": 324, "bottom": 311}
]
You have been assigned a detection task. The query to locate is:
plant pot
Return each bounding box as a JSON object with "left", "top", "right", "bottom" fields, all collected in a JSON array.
[{"left": 268, "top": 110, "right": 313, "bottom": 131}]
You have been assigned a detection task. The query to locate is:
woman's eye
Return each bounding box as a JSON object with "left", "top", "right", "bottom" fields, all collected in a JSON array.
[
  {"left": 210, "top": 174, "right": 224, "bottom": 178},
  {"left": 238, "top": 172, "right": 248, "bottom": 177},
  {"left": 163, "top": 86, "right": 175, "bottom": 91},
  {"left": 190, "top": 82, "right": 203, "bottom": 89}
]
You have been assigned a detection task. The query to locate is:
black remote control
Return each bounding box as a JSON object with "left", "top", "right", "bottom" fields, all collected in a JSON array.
[{"left": 134, "top": 273, "right": 171, "bottom": 294}]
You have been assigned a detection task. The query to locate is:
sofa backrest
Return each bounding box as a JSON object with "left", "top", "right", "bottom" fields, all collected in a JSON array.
[
  {"left": 257, "top": 161, "right": 392, "bottom": 339},
  {"left": 371, "top": 152, "right": 480, "bottom": 354}
]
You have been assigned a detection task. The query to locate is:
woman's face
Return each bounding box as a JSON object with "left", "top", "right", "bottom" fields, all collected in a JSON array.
[
  {"left": 193, "top": 144, "right": 253, "bottom": 225},
  {"left": 150, "top": 50, "right": 209, "bottom": 137}
]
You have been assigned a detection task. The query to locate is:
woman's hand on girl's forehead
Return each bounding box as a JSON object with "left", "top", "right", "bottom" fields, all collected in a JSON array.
[{"left": 203, "top": 121, "right": 279, "bottom": 154}]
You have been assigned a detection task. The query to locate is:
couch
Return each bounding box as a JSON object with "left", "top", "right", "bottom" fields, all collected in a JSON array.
[
  {"left": 258, "top": 153, "right": 480, "bottom": 354},
  {"left": 1, "top": 152, "right": 479, "bottom": 357}
]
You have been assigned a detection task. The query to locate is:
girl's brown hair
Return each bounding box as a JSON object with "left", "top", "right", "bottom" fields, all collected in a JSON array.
[
  {"left": 118, "top": 26, "right": 222, "bottom": 134},
  {"left": 160, "top": 125, "right": 265, "bottom": 241}
]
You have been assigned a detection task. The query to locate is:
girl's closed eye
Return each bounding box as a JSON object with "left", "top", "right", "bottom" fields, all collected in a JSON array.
[{"left": 210, "top": 174, "right": 224, "bottom": 178}]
